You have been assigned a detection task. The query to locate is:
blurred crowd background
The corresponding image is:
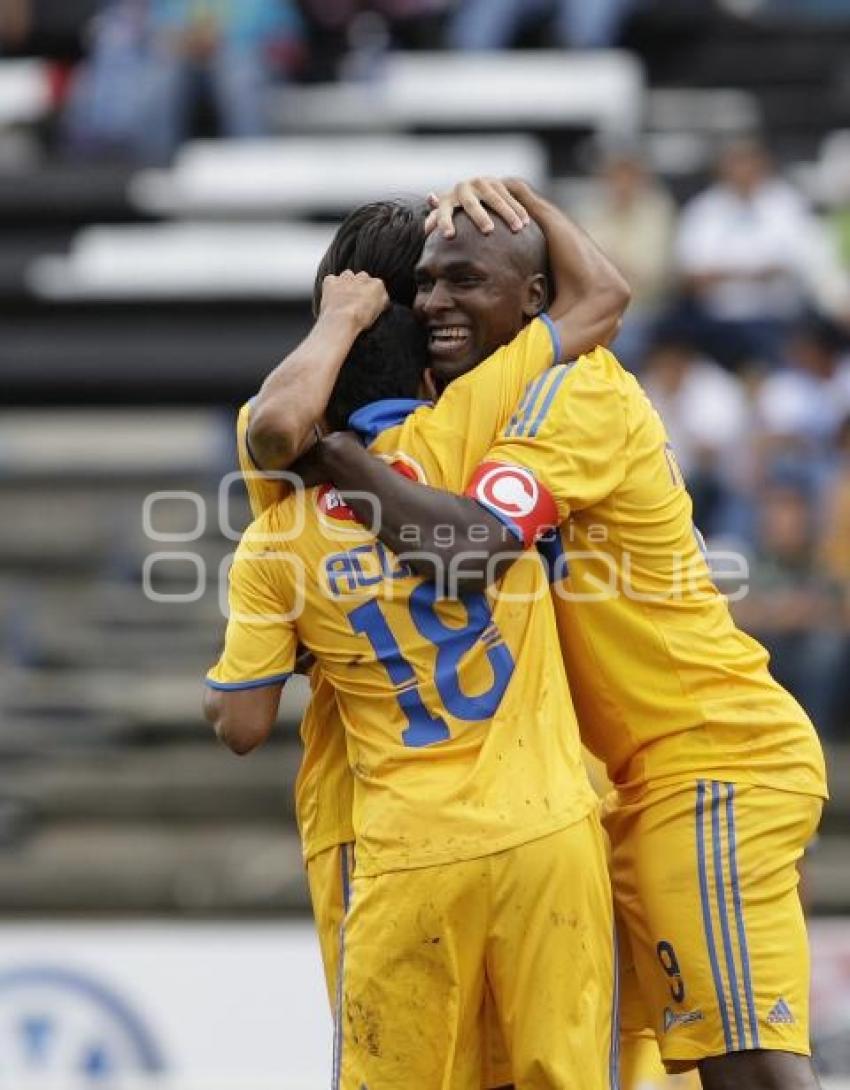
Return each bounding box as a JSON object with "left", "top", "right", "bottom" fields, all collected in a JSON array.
[{"left": 1, "top": 0, "right": 850, "bottom": 1044}]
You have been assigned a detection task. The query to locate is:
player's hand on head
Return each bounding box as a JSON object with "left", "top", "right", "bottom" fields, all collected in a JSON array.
[
  {"left": 425, "top": 177, "right": 531, "bottom": 239},
  {"left": 320, "top": 270, "right": 390, "bottom": 330}
]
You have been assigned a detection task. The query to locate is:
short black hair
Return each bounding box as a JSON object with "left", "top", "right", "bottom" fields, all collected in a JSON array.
[
  {"left": 313, "top": 200, "right": 427, "bottom": 315},
  {"left": 325, "top": 305, "right": 429, "bottom": 432}
]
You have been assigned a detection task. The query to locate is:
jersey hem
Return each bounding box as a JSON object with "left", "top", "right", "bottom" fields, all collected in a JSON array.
[
  {"left": 351, "top": 799, "right": 597, "bottom": 878},
  {"left": 205, "top": 672, "right": 292, "bottom": 691},
  {"left": 610, "top": 768, "right": 829, "bottom": 804},
  {"left": 302, "top": 834, "right": 356, "bottom": 864},
  {"left": 660, "top": 1041, "right": 812, "bottom": 1071}
]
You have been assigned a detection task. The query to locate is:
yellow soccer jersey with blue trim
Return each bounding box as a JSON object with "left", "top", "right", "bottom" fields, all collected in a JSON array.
[
  {"left": 232, "top": 317, "right": 564, "bottom": 861},
  {"left": 237, "top": 400, "right": 286, "bottom": 520},
  {"left": 211, "top": 318, "right": 595, "bottom": 876},
  {"left": 473, "top": 346, "right": 827, "bottom": 799},
  {"left": 237, "top": 399, "right": 354, "bottom": 860}
]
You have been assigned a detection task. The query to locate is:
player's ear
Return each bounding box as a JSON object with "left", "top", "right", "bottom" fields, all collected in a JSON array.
[{"left": 522, "top": 273, "right": 548, "bottom": 319}]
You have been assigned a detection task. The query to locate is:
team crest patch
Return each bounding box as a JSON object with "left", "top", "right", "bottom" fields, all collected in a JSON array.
[
  {"left": 316, "top": 484, "right": 356, "bottom": 522},
  {"left": 379, "top": 451, "right": 426, "bottom": 483},
  {"left": 767, "top": 998, "right": 795, "bottom": 1025},
  {"left": 663, "top": 1006, "right": 705, "bottom": 1033}
]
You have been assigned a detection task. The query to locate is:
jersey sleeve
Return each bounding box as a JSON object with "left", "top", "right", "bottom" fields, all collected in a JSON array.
[
  {"left": 237, "top": 400, "right": 289, "bottom": 519},
  {"left": 466, "top": 348, "right": 629, "bottom": 529},
  {"left": 206, "top": 516, "right": 298, "bottom": 690},
  {"left": 419, "top": 315, "right": 561, "bottom": 488}
]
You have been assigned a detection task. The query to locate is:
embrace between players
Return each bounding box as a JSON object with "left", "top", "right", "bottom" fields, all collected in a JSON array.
[{"left": 203, "top": 178, "right": 828, "bottom": 1090}]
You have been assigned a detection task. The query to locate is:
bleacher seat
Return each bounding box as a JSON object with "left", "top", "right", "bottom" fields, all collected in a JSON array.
[
  {"left": 270, "top": 51, "right": 645, "bottom": 136},
  {"left": 29, "top": 223, "right": 340, "bottom": 301},
  {"left": 130, "top": 134, "right": 546, "bottom": 216},
  {"left": 647, "top": 87, "right": 762, "bottom": 136},
  {"left": 0, "top": 60, "right": 51, "bottom": 127},
  {"left": 0, "top": 410, "right": 230, "bottom": 476}
]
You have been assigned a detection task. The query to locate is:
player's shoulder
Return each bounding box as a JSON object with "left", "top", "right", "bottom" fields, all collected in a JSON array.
[
  {"left": 563, "top": 344, "right": 637, "bottom": 403},
  {"left": 373, "top": 419, "right": 452, "bottom": 495},
  {"left": 530, "top": 346, "right": 645, "bottom": 442},
  {"left": 241, "top": 492, "right": 302, "bottom": 546}
]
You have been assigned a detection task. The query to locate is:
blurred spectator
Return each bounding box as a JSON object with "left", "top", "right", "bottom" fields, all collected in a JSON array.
[
  {"left": 0, "top": 0, "right": 31, "bottom": 51},
  {"left": 64, "top": 1, "right": 151, "bottom": 159},
  {"left": 732, "top": 471, "right": 847, "bottom": 738},
  {"left": 675, "top": 137, "right": 850, "bottom": 369},
  {"left": 819, "top": 415, "right": 850, "bottom": 736},
  {"left": 449, "top": 0, "right": 640, "bottom": 51},
  {"left": 577, "top": 146, "right": 676, "bottom": 369},
  {"left": 755, "top": 315, "right": 850, "bottom": 461},
  {"left": 65, "top": 0, "right": 303, "bottom": 163},
  {"left": 300, "top": 0, "right": 448, "bottom": 78},
  {"left": 830, "top": 204, "right": 850, "bottom": 272},
  {"left": 641, "top": 329, "right": 751, "bottom": 536},
  {"left": 820, "top": 415, "right": 850, "bottom": 584}
]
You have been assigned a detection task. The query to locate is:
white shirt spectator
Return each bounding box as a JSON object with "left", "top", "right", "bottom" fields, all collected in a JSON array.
[
  {"left": 676, "top": 178, "right": 844, "bottom": 322},
  {"left": 642, "top": 354, "right": 751, "bottom": 485},
  {"left": 757, "top": 355, "right": 850, "bottom": 446}
]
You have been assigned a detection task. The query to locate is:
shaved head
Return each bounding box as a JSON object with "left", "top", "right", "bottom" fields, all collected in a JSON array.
[{"left": 434, "top": 212, "right": 549, "bottom": 288}]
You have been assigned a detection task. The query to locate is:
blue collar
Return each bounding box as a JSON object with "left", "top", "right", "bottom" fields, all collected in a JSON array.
[{"left": 348, "top": 398, "right": 432, "bottom": 445}]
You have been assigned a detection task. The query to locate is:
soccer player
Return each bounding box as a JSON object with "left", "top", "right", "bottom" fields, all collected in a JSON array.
[
  {"left": 222, "top": 182, "right": 628, "bottom": 1086},
  {"left": 204, "top": 274, "right": 617, "bottom": 1089},
  {"left": 230, "top": 181, "right": 628, "bottom": 1089},
  {"left": 315, "top": 179, "right": 829, "bottom": 1090},
  {"left": 233, "top": 202, "right": 428, "bottom": 1016}
]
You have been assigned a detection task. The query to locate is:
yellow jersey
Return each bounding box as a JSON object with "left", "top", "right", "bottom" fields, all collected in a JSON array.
[
  {"left": 236, "top": 399, "right": 354, "bottom": 860},
  {"left": 216, "top": 317, "right": 595, "bottom": 875},
  {"left": 469, "top": 346, "right": 828, "bottom": 799}
]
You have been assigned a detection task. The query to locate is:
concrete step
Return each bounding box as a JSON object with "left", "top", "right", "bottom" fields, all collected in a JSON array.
[
  {"left": 0, "top": 823, "right": 308, "bottom": 914},
  {"left": 2, "top": 741, "right": 300, "bottom": 824}
]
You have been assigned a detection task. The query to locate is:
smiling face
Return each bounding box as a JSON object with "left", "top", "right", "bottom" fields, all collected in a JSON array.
[{"left": 413, "top": 215, "right": 548, "bottom": 385}]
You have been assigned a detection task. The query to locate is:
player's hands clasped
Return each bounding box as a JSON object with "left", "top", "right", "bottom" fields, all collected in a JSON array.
[
  {"left": 425, "top": 176, "right": 532, "bottom": 239},
  {"left": 320, "top": 270, "right": 390, "bottom": 330}
]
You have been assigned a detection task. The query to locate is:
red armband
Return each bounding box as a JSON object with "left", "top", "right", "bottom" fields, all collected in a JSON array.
[{"left": 465, "top": 462, "right": 558, "bottom": 548}]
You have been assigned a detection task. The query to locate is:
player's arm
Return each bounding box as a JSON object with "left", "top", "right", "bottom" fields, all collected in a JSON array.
[
  {"left": 314, "top": 429, "right": 522, "bottom": 588},
  {"left": 428, "top": 177, "right": 631, "bottom": 358},
  {"left": 246, "top": 272, "right": 389, "bottom": 471},
  {"left": 318, "top": 359, "right": 628, "bottom": 592},
  {"left": 202, "top": 523, "right": 299, "bottom": 754},
  {"left": 203, "top": 683, "right": 284, "bottom": 756},
  {"left": 247, "top": 180, "right": 533, "bottom": 472}
]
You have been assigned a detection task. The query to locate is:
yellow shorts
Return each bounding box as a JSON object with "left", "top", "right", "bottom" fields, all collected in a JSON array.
[
  {"left": 307, "top": 843, "right": 514, "bottom": 1086},
  {"left": 333, "top": 817, "right": 616, "bottom": 1090},
  {"left": 306, "top": 843, "right": 355, "bottom": 1009},
  {"left": 617, "top": 923, "right": 701, "bottom": 1090},
  {"left": 603, "top": 779, "right": 823, "bottom": 1072}
]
